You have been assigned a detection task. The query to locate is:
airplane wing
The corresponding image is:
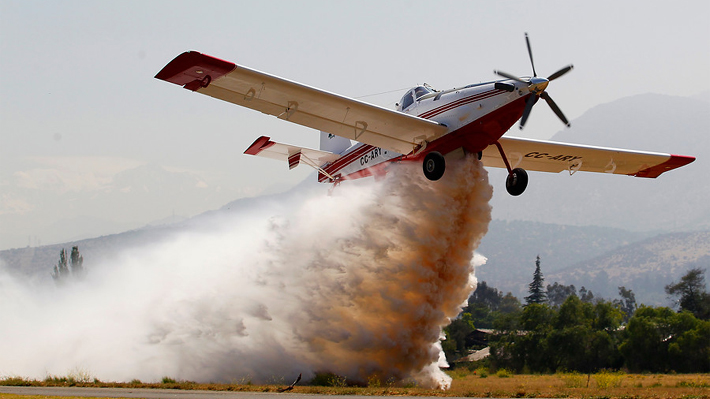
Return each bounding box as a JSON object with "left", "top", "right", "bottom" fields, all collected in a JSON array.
[
  {"left": 155, "top": 51, "right": 448, "bottom": 155},
  {"left": 483, "top": 136, "right": 695, "bottom": 178},
  {"left": 244, "top": 136, "right": 341, "bottom": 170}
]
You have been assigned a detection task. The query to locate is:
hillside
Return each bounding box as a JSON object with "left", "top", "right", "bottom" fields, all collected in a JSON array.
[
  {"left": 547, "top": 231, "right": 710, "bottom": 305},
  {"left": 489, "top": 93, "right": 709, "bottom": 232},
  {"left": 3, "top": 93, "right": 707, "bottom": 305}
]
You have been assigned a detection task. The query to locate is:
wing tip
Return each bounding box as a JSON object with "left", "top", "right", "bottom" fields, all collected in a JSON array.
[
  {"left": 633, "top": 154, "right": 695, "bottom": 178},
  {"left": 244, "top": 136, "right": 275, "bottom": 156},
  {"left": 155, "top": 51, "right": 236, "bottom": 90}
]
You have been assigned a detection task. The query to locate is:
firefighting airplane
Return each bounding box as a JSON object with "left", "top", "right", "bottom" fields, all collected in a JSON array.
[{"left": 155, "top": 35, "right": 694, "bottom": 196}]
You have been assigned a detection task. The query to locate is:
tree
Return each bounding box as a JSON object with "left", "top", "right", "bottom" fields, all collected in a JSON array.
[
  {"left": 51, "top": 248, "right": 70, "bottom": 283},
  {"left": 525, "top": 256, "right": 547, "bottom": 305},
  {"left": 614, "top": 286, "right": 637, "bottom": 323},
  {"left": 499, "top": 293, "right": 522, "bottom": 314},
  {"left": 620, "top": 305, "right": 710, "bottom": 372},
  {"left": 51, "top": 246, "right": 86, "bottom": 284},
  {"left": 469, "top": 281, "right": 502, "bottom": 310},
  {"left": 442, "top": 312, "right": 475, "bottom": 361},
  {"left": 547, "top": 282, "right": 576, "bottom": 307},
  {"left": 70, "top": 246, "right": 85, "bottom": 279},
  {"left": 579, "top": 286, "right": 595, "bottom": 303},
  {"left": 665, "top": 268, "right": 710, "bottom": 320}
]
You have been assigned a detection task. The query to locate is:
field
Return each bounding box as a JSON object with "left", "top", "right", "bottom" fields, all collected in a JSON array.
[{"left": 1, "top": 371, "right": 709, "bottom": 399}]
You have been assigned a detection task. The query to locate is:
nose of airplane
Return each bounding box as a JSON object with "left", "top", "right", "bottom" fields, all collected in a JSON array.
[{"left": 529, "top": 77, "right": 549, "bottom": 94}]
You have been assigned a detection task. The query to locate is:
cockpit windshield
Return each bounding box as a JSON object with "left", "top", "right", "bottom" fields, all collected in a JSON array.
[
  {"left": 399, "top": 86, "right": 435, "bottom": 111},
  {"left": 413, "top": 86, "right": 431, "bottom": 99}
]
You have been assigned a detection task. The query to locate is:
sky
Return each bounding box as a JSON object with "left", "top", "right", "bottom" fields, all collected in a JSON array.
[{"left": 1, "top": 0, "right": 709, "bottom": 250}]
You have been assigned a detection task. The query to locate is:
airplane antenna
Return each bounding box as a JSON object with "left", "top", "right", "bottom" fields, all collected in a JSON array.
[{"left": 355, "top": 86, "right": 411, "bottom": 99}]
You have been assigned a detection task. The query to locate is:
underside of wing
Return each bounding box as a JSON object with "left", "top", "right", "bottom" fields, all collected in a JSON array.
[
  {"left": 483, "top": 136, "right": 695, "bottom": 178},
  {"left": 244, "top": 136, "right": 341, "bottom": 170},
  {"left": 156, "top": 51, "right": 448, "bottom": 155}
]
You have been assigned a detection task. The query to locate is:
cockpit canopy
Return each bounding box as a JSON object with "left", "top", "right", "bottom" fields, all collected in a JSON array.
[{"left": 397, "top": 85, "right": 434, "bottom": 111}]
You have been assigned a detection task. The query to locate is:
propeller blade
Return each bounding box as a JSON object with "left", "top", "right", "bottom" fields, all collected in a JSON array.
[
  {"left": 519, "top": 94, "right": 538, "bottom": 129},
  {"left": 547, "top": 65, "right": 574, "bottom": 81},
  {"left": 540, "top": 92, "right": 570, "bottom": 127},
  {"left": 494, "top": 70, "right": 527, "bottom": 84},
  {"left": 525, "top": 33, "right": 537, "bottom": 77}
]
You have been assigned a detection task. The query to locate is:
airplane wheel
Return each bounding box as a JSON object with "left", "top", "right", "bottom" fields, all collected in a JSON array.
[
  {"left": 423, "top": 151, "right": 446, "bottom": 181},
  {"left": 506, "top": 168, "right": 528, "bottom": 196}
]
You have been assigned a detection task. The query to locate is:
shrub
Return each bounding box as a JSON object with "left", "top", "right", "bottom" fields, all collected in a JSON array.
[
  {"left": 593, "top": 370, "right": 624, "bottom": 388},
  {"left": 309, "top": 372, "right": 347, "bottom": 387},
  {"left": 495, "top": 368, "right": 512, "bottom": 378},
  {"left": 559, "top": 372, "right": 586, "bottom": 388}
]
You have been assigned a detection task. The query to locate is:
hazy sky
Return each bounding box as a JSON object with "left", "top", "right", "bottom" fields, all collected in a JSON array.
[{"left": 1, "top": 0, "right": 709, "bottom": 249}]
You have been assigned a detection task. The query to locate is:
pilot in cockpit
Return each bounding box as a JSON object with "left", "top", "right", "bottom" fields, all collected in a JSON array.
[{"left": 397, "top": 85, "right": 435, "bottom": 112}]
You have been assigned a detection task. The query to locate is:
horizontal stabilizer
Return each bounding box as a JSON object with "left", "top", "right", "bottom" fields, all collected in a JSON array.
[{"left": 244, "top": 136, "right": 341, "bottom": 170}]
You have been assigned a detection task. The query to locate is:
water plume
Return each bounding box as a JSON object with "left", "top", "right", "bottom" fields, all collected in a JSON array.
[{"left": 0, "top": 155, "right": 492, "bottom": 389}]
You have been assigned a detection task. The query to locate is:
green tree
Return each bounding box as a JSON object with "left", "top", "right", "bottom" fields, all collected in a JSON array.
[
  {"left": 614, "top": 286, "right": 637, "bottom": 323},
  {"left": 443, "top": 312, "right": 475, "bottom": 361},
  {"left": 467, "top": 281, "right": 502, "bottom": 328},
  {"left": 619, "top": 305, "right": 709, "bottom": 372},
  {"left": 51, "top": 246, "right": 86, "bottom": 284},
  {"left": 525, "top": 256, "right": 547, "bottom": 305},
  {"left": 70, "top": 246, "right": 85, "bottom": 279},
  {"left": 579, "top": 286, "right": 595, "bottom": 303},
  {"left": 546, "top": 282, "right": 576, "bottom": 308},
  {"left": 668, "top": 313, "right": 710, "bottom": 372},
  {"left": 665, "top": 267, "right": 710, "bottom": 320},
  {"left": 499, "top": 292, "right": 522, "bottom": 314},
  {"left": 51, "top": 248, "right": 70, "bottom": 283}
]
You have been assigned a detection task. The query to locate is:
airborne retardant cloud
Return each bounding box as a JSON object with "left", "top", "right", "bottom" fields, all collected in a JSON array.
[{"left": 0, "top": 155, "right": 492, "bottom": 389}]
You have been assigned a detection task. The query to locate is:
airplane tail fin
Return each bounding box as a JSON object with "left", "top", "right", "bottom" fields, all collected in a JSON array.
[{"left": 320, "top": 131, "right": 352, "bottom": 155}]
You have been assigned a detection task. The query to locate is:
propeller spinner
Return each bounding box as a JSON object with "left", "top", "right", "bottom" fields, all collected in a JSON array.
[{"left": 495, "top": 33, "right": 573, "bottom": 129}]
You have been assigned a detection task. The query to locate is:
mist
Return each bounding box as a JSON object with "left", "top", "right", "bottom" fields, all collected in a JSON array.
[{"left": 0, "top": 155, "right": 492, "bottom": 389}]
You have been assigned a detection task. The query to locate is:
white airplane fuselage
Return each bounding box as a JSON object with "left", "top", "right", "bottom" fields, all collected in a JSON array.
[{"left": 320, "top": 81, "right": 530, "bottom": 182}]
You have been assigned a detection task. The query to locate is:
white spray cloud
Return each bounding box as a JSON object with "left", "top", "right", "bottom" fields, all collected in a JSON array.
[{"left": 0, "top": 155, "right": 492, "bottom": 389}]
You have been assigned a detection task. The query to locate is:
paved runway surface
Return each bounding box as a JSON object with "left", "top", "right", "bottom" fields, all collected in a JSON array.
[{"left": 0, "top": 386, "right": 455, "bottom": 399}]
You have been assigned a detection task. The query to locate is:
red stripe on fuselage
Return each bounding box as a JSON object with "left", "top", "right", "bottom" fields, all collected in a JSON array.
[
  {"left": 418, "top": 89, "right": 504, "bottom": 119},
  {"left": 320, "top": 144, "right": 376, "bottom": 179},
  {"left": 318, "top": 90, "right": 523, "bottom": 183}
]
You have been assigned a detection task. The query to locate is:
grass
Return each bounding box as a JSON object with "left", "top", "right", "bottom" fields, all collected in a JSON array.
[{"left": 1, "top": 372, "right": 709, "bottom": 398}]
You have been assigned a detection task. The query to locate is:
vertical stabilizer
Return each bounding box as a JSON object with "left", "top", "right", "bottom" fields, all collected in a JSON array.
[{"left": 319, "top": 131, "right": 352, "bottom": 155}]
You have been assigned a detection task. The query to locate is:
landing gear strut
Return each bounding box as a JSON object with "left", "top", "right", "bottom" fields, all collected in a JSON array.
[
  {"left": 423, "top": 151, "right": 446, "bottom": 181},
  {"left": 493, "top": 141, "right": 529, "bottom": 196}
]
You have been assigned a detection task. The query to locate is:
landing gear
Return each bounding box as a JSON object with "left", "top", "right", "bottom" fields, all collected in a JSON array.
[
  {"left": 506, "top": 168, "right": 528, "bottom": 196},
  {"left": 423, "top": 151, "right": 446, "bottom": 181},
  {"left": 493, "top": 141, "right": 529, "bottom": 196}
]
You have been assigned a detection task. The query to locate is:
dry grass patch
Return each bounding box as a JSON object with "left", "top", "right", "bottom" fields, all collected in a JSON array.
[{"left": 1, "top": 372, "right": 709, "bottom": 398}]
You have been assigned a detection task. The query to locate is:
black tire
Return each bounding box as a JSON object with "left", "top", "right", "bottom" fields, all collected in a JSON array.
[
  {"left": 506, "top": 168, "right": 528, "bottom": 196},
  {"left": 422, "top": 151, "right": 446, "bottom": 181}
]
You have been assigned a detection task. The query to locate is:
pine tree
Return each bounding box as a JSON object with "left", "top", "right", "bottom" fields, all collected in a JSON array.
[
  {"left": 70, "top": 246, "right": 85, "bottom": 279},
  {"left": 525, "top": 255, "right": 547, "bottom": 305},
  {"left": 51, "top": 246, "right": 86, "bottom": 284},
  {"left": 51, "top": 248, "right": 70, "bottom": 283}
]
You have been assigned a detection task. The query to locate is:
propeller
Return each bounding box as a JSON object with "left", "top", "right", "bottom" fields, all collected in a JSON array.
[{"left": 494, "top": 33, "right": 573, "bottom": 129}]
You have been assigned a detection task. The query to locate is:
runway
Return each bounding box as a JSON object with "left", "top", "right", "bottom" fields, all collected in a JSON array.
[{"left": 0, "top": 386, "right": 454, "bottom": 399}]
